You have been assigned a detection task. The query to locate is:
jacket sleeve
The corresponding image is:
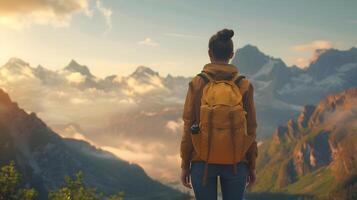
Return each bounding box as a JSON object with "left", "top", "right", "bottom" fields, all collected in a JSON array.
[
  {"left": 180, "top": 81, "right": 195, "bottom": 170},
  {"left": 245, "top": 83, "right": 258, "bottom": 171}
]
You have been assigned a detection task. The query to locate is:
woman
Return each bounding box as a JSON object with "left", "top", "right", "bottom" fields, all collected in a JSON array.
[{"left": 179, "top": 29, "right": 258, "bottom": 200}]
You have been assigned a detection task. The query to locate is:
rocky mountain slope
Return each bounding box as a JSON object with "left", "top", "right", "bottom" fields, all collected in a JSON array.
[
  {"left": 0, "top": 89, "right": 187, "bottom": 200},
  {"left": 251, "top": 88, "right": 357, "bottom": 199}
]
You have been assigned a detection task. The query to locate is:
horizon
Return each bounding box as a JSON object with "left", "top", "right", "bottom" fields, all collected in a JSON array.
[
  {"left": 2, "top": 44, "right": 356, "bottom": 78},
  {"left": 1, "top": 0, "right": 356, "bottom": 77}
]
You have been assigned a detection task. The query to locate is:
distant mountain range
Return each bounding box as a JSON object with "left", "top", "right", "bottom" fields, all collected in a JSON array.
[
  {"left": 0, "top": 44, "right": 356, "bottom": 183},
  {"left": 250, "top": 88, "right": 357, "bottom": 200},
  {"left": 0, "top": 89, "right": 187, "bottom": 199},
  {"left": 1, "top": 45, "right": 357, "bottom": 138},
  {"left": 232, "top": 45, "right": 357, "bottom": 137}
]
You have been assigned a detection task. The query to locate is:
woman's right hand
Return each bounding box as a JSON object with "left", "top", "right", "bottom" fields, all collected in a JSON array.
[{"left": 180, "top": 168, "right": 192, "bottom": 189}]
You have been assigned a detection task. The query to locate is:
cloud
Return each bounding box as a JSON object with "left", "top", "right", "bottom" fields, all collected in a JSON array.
[
  {"left": 100, "top": 140, "right": 180, "bottom": 182},
  {"left": 290, "top": 41, "right": 333, "bottom": 68},
  {"left": 57, "top": 123, "right": 180, "bottom": 181},
  {"left": 101, "top": 145, "right": 154, "bottom": 162},
  {"left": 65, "top": 72, "right": 86, "bottom": 84},
  {"left": 166, "top": 119, "right": 183, "bottom": 133},
  {"left": 138, "top": 38, "right": 159, "bottom": 46},
  {"left": 293, "top": 57, "right": 310, "bottom": 68},
  {"left": 95, "top": 0, "right": 112, "bottom": 32},
  {"left": 0, "top": 0, "right": 90, "bottom": 29},
  {"left": 0, "top": 58, "right": 185, "bottom": 184},
  {"left": 0, "top": 0, "right": 112, "bottom": 31},
  {"left": 293, "top": 49, "right": 329, "bottom": 68},
  {"left": 292, "top": 40, "right": 333, "bottom": 52},
  {"left": 125, "top": 77, "right": 157, "bottom": 94}
]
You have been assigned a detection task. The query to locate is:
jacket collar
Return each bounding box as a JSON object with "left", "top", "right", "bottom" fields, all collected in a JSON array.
[{"left": 202, "top": 63, "right": 239, "bottom": 75}]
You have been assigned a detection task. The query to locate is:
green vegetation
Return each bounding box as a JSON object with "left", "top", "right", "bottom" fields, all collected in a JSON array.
[
  {"left": 322, "top": 175, "right": 357, "bottom": 200},
  {"left": 251, "top": 124, "right": 357, "bottom": 200},
  {"left": 253, "top": 135, "right": 336, "bottom": 197},
  {"left": 284, "top": 168, "right": 335, "bottom": 197},
  {"left": 0, "top": 161, "right": 37, "bottom": 200},
  {"left": 0, "top": 162, "right": 125, "bottom": 200},
  {"left": 48, "top": 171, "right": 102, "bottom": 200},
  {"left": 252, "top": 161, "right": 280, "bottom": 191}
]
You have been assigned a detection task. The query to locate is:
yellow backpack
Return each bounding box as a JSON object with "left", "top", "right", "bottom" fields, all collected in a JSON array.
[{"left": 191, "top": 72, "right": 254, "bottom": 168}]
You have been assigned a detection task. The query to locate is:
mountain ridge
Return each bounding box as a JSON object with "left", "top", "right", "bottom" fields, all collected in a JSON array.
[
  {"left": 64, "top": 59, "right": 94, "bottom": 77},
  {"left": 3, "top": 44, "right": 356, "bottom": 79},
  {"left": 0, "top": 89, "right": 187, "bottom": 199},
  {"left": 1, "top": 45, "right": 357, "bottom": 139}
]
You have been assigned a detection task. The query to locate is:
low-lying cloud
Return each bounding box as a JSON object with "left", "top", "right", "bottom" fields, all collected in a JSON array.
[
  {"left": 0, "top": 58, "right": 187, "bottom": 184},
  {"left": 57, "top": 125, "right": 181, "bottom": 182}
]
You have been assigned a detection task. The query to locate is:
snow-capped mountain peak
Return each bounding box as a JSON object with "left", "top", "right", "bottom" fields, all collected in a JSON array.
[
  {"left": 5, "top": 57, "right": 29, "bottom": 66},
  {"left": 2, "top": 57, "right": 31, "bottom": 70},
  {"left": 130, "top": 66, "right": 159, "bottom": 79},
  {"left": 307, "top": 47, "right": 357, "bottom": 80},
  {"left": 64, "top": 59, "right": 93, "bottom": 77},
  {"left": 0, "top": 57, "right": 35, "bottom": 80},
  {"left": 231, "top": 44, "right": 270, "bottom": 75}
]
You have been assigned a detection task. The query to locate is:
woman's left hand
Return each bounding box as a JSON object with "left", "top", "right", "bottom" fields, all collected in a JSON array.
[{"left": 246, "top": 169, "right": 256, "bottom": 187}]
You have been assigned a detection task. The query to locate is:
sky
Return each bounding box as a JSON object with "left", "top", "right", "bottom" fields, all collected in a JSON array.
[{"left": 0, "top": 0, "right": 356, "bottom": 77}]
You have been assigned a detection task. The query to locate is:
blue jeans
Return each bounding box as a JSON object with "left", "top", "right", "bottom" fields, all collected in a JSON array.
[{"left": 191, "top": 161, "right": 249, "bottom": 200}]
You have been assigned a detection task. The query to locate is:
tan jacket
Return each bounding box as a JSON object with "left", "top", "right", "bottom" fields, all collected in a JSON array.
[{"left": 180, "top": 63, "right": 258, "bottom": 171}]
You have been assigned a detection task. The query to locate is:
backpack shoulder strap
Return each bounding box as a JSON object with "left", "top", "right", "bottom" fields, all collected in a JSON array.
[
  {"left": 232, "top": 74, "right": 246, "bottom": 86},
  {"left": 233, "top": 75, "right": 250, "bottom": 112},
  {"left": 192, "top": 72, "right": 211, "bottom": 126},
  {"left": 197, "top": 72, "right": 213, "bottom": 84}
]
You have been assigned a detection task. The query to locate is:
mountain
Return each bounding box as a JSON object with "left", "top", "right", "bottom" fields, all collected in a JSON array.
[
  {"left": 0, "top": 89, "right": 188, "bottom": 200},
  {"left": 232, "top": 45, "right": 303, "bottom": 137},
  {"left": 278, "top": 48, "right": 357, "bottom": 105},
  {"left": 0, "top": 58, "right": 36, "bottom": 80},
  {"left": 130, "top": 66, "right": 159, "bottom": 79},
  {"left": 61, "top": 59, "right": 102, "bottom": 89},
  {"left": 64, "top": 60, "right": 94, "bottom": 77},
  {"left": 231, "top": 45, "right": 271, "bottom": 75},
  {"left": 308, "top": 47, "right": 357, "bottom": 80},
  {"left": 250, "top": 88, "right": 357, "bottom": 199},
  {"left": 231, "top": 45, "right": 357, "bottom": 137}
]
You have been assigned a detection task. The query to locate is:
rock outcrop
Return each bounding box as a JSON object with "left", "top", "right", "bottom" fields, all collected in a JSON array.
[{"left": 253, "top": 88, "right": 357, "bottom": 197}]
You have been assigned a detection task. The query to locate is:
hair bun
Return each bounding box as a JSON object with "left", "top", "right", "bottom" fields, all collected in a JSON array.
[{"left": 217, "top": 29, "right": 234, "bottom": 41}]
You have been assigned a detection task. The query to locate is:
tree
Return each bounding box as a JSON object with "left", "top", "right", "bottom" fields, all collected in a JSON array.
[
  {"left": 108, "top": 192, "right": 125, "bottom": 200},
  {"left": 0, "top": 161, "right": 37, "bottom": 200},
  {"left": 48, "top": 171, "right": 101, "bottom": 200},
  {"left": 0, "top": 162, "right": 125, "bottom": 200}
]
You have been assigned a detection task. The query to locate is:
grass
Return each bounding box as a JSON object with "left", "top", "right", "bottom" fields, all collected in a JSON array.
[
  {"left": 284, "top": 167, "right": 335, "bottom": 197},
  {"left": 251, "top": 161, "right": 281, "bottom": 192}
]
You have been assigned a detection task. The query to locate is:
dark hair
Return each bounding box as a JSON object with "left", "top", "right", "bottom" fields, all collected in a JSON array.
[{"left": 208, "top": 29, "right": 234, "bottom": 61}]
